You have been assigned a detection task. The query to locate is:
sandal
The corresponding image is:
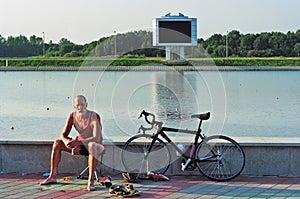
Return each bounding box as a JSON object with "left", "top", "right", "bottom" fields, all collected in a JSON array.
[
  {"left": 123, "top": 184, "right": 140, "bottom": 197},
  {"left": 109, "top": 185, "right": 126, "bottom": 197}
]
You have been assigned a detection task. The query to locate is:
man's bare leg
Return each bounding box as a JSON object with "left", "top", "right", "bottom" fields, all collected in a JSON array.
[
  {"left": 40, "top": 139, "right": 70, "bottom": 185},
  {"left": 87, "top": 142, "right": 104, "bottom": 191},
  {"left": 87, "top": 155, "right": 97, "bottom": 191}
]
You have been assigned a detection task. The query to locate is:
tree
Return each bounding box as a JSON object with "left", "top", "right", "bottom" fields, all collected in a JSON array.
[
  {"left": 254, "top": 32, "right": 271, "bottom": 51},
  {"left": 58, "top": 38, "right": 74, "bottom": 56},
  {"left": 214, "top": 45, "right": 227, "bottom": 57},
  {"left": 1, "top": 29, "right": 300, "bottom": 58},
  {"left": 295, "top": 30, "right": 300, "bottom": 43},
  {"left": 203, "top": 34, "right": 223, "bottom": 50},
  {"left": 29, "top": 35, "right": 43, "bottom": 55},
  {"left": 268, "top": 32, "right": 286, "bottom": 56},
  {"left": 227, "top": 30, "right": 241, "bottom": 56},
  {"left": 0, "top": 35, "right": 7, "bottom": 56},
  {"left": 240, "top": 33, "right": 256, "bottom": 56},
  {"left": 6, "top": 35, "right": 31, "bottom": 57},
  {"left": 293, "top": 43, "right": 300, "bottom": 56},
  {"left": 45, "top": 40, "right": 60, "bottom": 57},
  {"left": 284, "top": 31, "right": 297, "bottom": 56}
]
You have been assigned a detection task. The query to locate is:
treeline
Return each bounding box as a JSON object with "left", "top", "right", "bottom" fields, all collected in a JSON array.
[
  {"left": 200, "top": 30, "right": 300, "bottom": 57},
  {"left": 1, "top": 30, "right": 300, "bottom": 58}
]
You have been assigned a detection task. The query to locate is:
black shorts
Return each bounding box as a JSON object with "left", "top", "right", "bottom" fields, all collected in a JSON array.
[{"left": 79, "top": 145, "right": 89, "bottom": 156}]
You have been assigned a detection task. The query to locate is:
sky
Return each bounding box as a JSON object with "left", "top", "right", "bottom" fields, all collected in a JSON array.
[{"left": 0, "top": 0, "right": 300, "bottom": 44}]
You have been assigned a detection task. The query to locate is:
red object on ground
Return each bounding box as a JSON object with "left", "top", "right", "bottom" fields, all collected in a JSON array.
[
  {"left": 147, "top": 171, "right": 169, "bottom": 181},
  {"left": 99, "top": 176, "right": 112, "bottom": 187}
]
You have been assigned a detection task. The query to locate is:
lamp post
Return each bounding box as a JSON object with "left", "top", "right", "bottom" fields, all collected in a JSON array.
[
  {"left": 114, "top": 31, "right": 117, "bottom": 57},
  {"left": 225, "top": 31, "right": 228, "bottom": 57},
  {"left": 42, "top": 32, "right": 45, "bottom": 57}
]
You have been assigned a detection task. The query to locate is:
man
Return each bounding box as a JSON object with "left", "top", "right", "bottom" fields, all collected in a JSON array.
[{"left": 40, "top": 95, "right": 104, "bottom": 191}]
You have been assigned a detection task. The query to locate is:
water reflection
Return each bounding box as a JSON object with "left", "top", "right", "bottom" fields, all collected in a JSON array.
[
  {"left": 0, "top": 71, "right": 299, "bottom": 141},
  {"left": 150, "top": 72, "right": 200, "bottom": 122},
  {"left": 95, "top": 71, "right": 207, "bottom": 136}
]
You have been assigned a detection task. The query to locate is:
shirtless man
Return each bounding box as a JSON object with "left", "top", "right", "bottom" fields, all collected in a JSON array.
[{"left": 40, "top": 95, "right": 104, "bottom": 191}]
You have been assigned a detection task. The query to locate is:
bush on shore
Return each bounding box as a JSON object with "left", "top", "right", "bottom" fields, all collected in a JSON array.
[{"left": 1, "top": 57, "right": 300, "bottom": 67}]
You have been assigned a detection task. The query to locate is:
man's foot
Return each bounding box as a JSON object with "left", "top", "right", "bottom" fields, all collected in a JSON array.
[
  {"left": 40, "top": 177, "right": 57, "bottom": 185},
  {"left": 87, "top": 183, "right": 96, "bottom": 191}
]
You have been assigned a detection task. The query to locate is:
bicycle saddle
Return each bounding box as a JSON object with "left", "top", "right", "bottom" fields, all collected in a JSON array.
[{"left": 191, "top": 112, "right": 210, "bottom": 120}]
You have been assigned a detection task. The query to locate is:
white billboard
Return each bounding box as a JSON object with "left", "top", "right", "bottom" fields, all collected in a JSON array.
[{"left": 153, "top": 13, "right": 197, "bottom": 46}]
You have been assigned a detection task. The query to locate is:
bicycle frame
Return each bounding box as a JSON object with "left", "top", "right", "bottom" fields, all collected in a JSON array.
[
  {"left": 123, "top": 110, "right": 245, "bottom": 181},
  {"left": 146, "top": 120, "right": 205, "bottom": 166}
]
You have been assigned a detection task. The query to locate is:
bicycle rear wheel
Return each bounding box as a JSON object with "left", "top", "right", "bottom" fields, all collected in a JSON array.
[
  {"left": 122, "top": 134, "right": 171, "bottom": 175},
  {"left": 196, "top": 135, "right": 245, "bottom": 181}
]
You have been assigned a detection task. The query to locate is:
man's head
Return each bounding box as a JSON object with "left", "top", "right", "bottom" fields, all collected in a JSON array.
[{"left": 73, "top": 95, "right": 88, "bottom": 115}]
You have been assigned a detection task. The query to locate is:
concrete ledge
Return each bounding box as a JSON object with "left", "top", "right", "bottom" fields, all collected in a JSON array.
[{"left": 1, "top": 139, "right": 299, "bottom": 177}]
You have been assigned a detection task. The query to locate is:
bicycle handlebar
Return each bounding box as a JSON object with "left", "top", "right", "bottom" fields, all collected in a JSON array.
[
  {"left": 138, "top": 110, "right": 155, "bottom": 125},
  {"left": 137, "top": 110, "right": 209, "bottom": 134},
  {"left": 138, "top": 110, "right": 164, "bottom": 132}
]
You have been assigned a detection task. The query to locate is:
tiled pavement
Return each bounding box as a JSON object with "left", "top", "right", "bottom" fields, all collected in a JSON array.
[{"left": 0, "top": 173, "right": 299, "bottom": 198}]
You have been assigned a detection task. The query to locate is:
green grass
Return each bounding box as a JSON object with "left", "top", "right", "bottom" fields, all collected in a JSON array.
[
  {"left": 1, "top": 57, "right": 300, "bottom": 67},
  {"left": 211, "top": 57, "right": 300, "bottom": 66}
]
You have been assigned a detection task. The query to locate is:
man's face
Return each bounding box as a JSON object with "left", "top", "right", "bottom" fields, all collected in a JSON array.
[{"left": 73, "top": 96, "right": 87, "bottom": 115}]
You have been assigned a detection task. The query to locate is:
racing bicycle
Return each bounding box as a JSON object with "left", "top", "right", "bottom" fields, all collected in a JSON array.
[{"left": 121, "top": 110, "right": 245, "bottom": 181}]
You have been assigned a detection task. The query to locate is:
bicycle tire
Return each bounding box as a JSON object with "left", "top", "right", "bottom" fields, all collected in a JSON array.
[
  {"left": 121, "top": 134, "right": 171, "bottom": 175},
  {"left": 195, "top": 135, "right": 245, "bottom": 181}
]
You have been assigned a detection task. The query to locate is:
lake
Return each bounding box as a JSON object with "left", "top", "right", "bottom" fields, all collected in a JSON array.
[{"left": 0, "top": 70, "right": 299, "bottom": 141}]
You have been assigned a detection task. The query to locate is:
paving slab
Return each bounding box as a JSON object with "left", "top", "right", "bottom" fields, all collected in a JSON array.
[{"left": 0, "top": 173, "right": 299, "bottom": 198}]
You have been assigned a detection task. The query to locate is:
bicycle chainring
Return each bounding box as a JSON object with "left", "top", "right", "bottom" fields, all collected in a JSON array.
[{"left": 181, "top": 159, "right": 197, "bottom": 171}]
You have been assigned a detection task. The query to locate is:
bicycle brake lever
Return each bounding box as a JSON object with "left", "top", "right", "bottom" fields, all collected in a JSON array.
[
  {"left": 137, "top": 125, "right": 142, "bottom": 133},
  {"left": 138, "top": 113, "right": 142, "bottom": 119},
  {"left": 137, "top": 125, "right": 145, "bottom": 134},
  {"left": 138, "top": 110, "right": 145, "bottom": 119}
]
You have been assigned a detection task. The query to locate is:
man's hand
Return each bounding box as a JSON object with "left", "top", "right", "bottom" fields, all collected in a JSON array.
[{"left": 66, "top": 139, "right": 81, "bottom": 149}]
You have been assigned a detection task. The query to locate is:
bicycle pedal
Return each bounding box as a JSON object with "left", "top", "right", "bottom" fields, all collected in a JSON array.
[
  {"left": 185, "top": 164, "right": 196, "bottom": 171},
  {"left": 181, "top": 159, "right": 196, "bottom": 171},
  {"left": 181, "top": 163, "right": 185, "bottom": 171}
]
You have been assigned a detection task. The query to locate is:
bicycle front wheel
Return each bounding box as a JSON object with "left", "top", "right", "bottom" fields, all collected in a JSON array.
[
  {"left": 196, "top": 135, "right": 245, "bottom": 181},
  {"left": 121, "top": 134, "right": 171, "bottom": 175}
]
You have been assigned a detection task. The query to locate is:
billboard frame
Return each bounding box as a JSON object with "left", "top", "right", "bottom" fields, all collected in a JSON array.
[{"left": 153, "top": 13, "right": 197, "bottom": 47}]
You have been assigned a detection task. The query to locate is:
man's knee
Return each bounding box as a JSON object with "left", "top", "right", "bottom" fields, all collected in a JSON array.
[
  {"left": 52, "top": 139, "right": 64, "bottom": 150},
  {"left": 88, "top": 142, "right": 104, "bottom": 156},
  {"left": 88, "top": 142, "right": 96, "bottom": 154}
]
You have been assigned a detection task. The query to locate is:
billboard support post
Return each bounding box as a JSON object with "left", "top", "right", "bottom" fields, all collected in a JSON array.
[{"left": 165, "top": 46, "right": 185, "bottom": 61}]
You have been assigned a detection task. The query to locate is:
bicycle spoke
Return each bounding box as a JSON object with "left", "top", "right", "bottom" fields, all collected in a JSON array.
[
  {"left": 122, "top": 135, "right": 171, "bottom": 175},
  {"left": 196, "top": 135, "right": 245, "bottom": 181}
]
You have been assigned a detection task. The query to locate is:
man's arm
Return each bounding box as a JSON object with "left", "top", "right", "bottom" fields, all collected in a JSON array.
[{"left": 61, "top": 113, "right": 73, "bottom": 145}]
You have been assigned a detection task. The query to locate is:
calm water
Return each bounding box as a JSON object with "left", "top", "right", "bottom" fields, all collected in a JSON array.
[{"left": 0, "top": 70, "right": 299, "bottom": 141}]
